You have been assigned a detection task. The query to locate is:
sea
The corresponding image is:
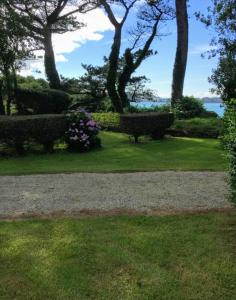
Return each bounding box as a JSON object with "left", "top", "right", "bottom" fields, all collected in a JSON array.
[{"left": 131, "top": 101, "right": 225, "bottom": 117}]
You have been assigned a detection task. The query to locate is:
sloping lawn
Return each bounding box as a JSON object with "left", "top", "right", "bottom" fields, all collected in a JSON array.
[
  {"left": 0, "top": 132, "right": 227, "bottom": 175},
  {"left": 0, "top": 213, "right": 235, "bottom": 299}
]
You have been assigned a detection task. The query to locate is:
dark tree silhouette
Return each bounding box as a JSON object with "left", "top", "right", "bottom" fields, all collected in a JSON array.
[{"left": 171, "top": 0, "right": 189, "bottom": 107}]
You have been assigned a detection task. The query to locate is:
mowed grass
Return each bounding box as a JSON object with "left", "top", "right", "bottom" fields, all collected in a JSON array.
[
  {"left": 0, "top": 132, "right": 227, "bottom": 175},
  {"left": 0, "top": 213, "right": 235, "bottom": 299}
]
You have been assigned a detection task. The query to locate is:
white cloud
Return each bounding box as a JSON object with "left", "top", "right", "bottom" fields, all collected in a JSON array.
[
  {"left": 55, "top": 54, "right": 68, "bottom": 62},
  {"left": 20, "top": 8, "right": 114, "bottom": 76},
  {"left": 53, "top": 8, "right": 113, "bottom": 54}
]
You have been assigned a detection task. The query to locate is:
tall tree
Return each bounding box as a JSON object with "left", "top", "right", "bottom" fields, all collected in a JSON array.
[
  {"left": 171, "top": 0, "right": 188, "bottom": 107},
  {"left": 0, "top": 79, "right": 5, "bottom": 115},
  {"left": 6, "top": 0, "right": 96, "bottom": 89},
  {"left": 100, "top": 0, "right": 173, "bottom": 112},
  {"left": 196, "top": 0, "right": 236, "bottom": 101},
  {"left": 100, "top": 0, "right": 139, "bottom": 113},
  {"left": 118, "top": 1, "right": 174, "bottom": 107},
  {"left": 0, "top": 2, "right": 33, "bottom": 114}
]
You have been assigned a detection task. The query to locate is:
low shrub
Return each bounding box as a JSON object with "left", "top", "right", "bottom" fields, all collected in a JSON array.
[
  {"left": 15, "top": 88, "right": 70, "bottom": 114},
  {"left": 200, "top": 110, "right": 219, "bottom": 118},
  {"left": 175, "top": 96, "right": 206, "bottom": 119},
  {"left": 0, "top": 115, "right": 66, "bottom": 154},
  {"left": 65, "top": 109, "right": 101, "bottom": 152},
  {"left": 223, "top": 99, "right": 236, "bottom": 203},
  {"left": 169, "top": 118, "right": 223, "bottom": 138},
  {"left": 120, "top": 112, "right": 174, "bottom": 142},
  {"left": 92, "top": 112, "right": 120, "bottom": 131}
]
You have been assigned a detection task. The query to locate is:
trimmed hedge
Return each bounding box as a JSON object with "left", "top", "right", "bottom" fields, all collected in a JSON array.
[
  {"left": 168, "top": 118, "right": 223, "bottom": 138},
  {"left": 15, "top": 88, "right": 70, "bottom": 114},
  {"left": 120, "top": 112, "right": 174, "bottom": 142},
  {"left": 0, "top": 115, "right": 66, "bottom": 154}
]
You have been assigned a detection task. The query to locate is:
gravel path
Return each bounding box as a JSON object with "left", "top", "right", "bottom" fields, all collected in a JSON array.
[{"left": 0, "top": 171, "right": 233, "bottom": 218}]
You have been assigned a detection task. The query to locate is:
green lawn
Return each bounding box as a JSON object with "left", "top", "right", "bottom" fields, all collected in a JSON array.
[
  {"left": 0, "top": 213, "right": 235, "bottom": 299},
  {"left": 0, "top": 132, "right": 227, "bottom": 175}
]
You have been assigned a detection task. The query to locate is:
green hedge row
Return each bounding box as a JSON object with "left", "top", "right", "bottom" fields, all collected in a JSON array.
[
  {"left": 120, "top": 112, "right": 174, "bottom": 142},
  {"left": 168, "top": 118, "right": 223, "bottom": 138},
  {"left": 0, "top": 115, "right": 66, "bottom": 154}
]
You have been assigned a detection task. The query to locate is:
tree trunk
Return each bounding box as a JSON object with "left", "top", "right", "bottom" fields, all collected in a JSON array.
[
  {"left": 171, "top": 0, "right": 189, "bottom": 107},
  {"left": 44, "top": 29, "right": 61, "bottom": 89},
  {"left": 118, "top": 49, "right": 133, "bottom": 108},
  {"left": 4, "top": 67, "right": 13, "bottom": 115},
  {"left": 107, "top": 27, "right": 124, "bottom": 113},
  {"left": 0, "top": 79, "right": 5, "bottom": 115},
  {"left": 12, "top": 67, "right": 22, "bottom": 114}
]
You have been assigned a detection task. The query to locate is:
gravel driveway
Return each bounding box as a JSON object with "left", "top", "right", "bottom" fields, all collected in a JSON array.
[{"left": 0, "top": 171, "right": 233, "bottom": 218}]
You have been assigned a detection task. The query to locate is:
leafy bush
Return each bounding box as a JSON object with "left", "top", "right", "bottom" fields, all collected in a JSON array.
[
  {"left": 120, "top": 112, "right": 174, "bottom": 142},
  {"left": 200, "top": 110, "right": 219, "bottom": 118},
  {"left": 169, "top": 118, "right": 223, "bottom": 138},
  {"left": 65, "top": 109, "right": 101, "bottom": 152},
  {"left": 223, "top": 99, "right": 236, "bottom": 203},
  {"left": 175, "top": 96, "right": 206, "bottom": 119},
  {"left": 92, "top": 112, "right": 120, "bottom": 131},
  {"left": 15, "top": 88, "right": 70, "bottom": 114},
  {"left": 0, "top": 115, "right": 66, "bottom": 154}
]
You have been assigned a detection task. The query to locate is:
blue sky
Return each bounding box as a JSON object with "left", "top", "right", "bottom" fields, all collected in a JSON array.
[{"left": 26, "top": 0, "right": 218, "bottom": 98}]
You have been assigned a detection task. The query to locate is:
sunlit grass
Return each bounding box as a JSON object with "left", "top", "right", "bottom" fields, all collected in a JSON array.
[
  {"left": 0, "top": 131, "right": 227, "bottom": 175},
  {"left": 0, "top": 212, "right": 235, "bottom": 299}
]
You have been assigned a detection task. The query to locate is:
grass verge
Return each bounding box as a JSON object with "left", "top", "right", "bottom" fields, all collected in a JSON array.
[
  {"left": 0, "top": 131, "right": 227, "bottom": 175},
  {"left": 0, "top": 212, "right": 235, "bottom": 299}
]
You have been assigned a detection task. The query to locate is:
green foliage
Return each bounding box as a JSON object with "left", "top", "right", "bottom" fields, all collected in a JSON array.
[
  {"left": 210, "top": 55, "right": 236, "bottom": 101},
  {"left": 17, "top": 76, "right": 49, "bottom": 90},
  {"left": 92, "top": 112, "right": 120, "bottom": 130},
  {"left": 200, "top": 110, "right": 218, "bottom": 118},
  {"left": 0, "top": 114, "right": 66, "bottom": 154},
  {"left": 0, "top": 4, "right": 33, "bottom": 72},
  {"left": 16, "top": 88, "right": 70, "bottom": 114},
  {"left": 120, "top": 112, "right": 174, "bottom": 142},
  {"left": 69, "top": 95, "right": 107, "bottom": 113},
  {"left": 196, "top": 1, "right": 236, "bottom": 101},
  {"left": 170, "top": 118, "right": 223, "bottom": 138},
  {"left": 65, "top": 109, "right": 101, "bottom": 152},
  {"left": 175, "top": 96, "right": 206, "bottom": 118},
  {"left": 223, "top": 99, "right": 236, "bottom": 203}
]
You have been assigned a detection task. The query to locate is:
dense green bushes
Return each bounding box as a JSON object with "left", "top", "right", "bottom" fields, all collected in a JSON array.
[
  {"left": 15, "top": 88, "right": 70, "bottom": 114},
  {"left": 120, "top": 112, "right": 174, "bottom": 142},
  {"left": 92, "top": 112, "right": 120, "bottom": 131},
  {"left": 174, "top": 96, "right": 205, "bottom": 118},
  {"left": 169, "top": 118, "right": 223, "bottom": 138},
  {"left": 0, "top": 115, "right": 66, "bottom": 153},
  {"left": 223, "top": 99, "right": 236, "bottom": 203},
  {"left": 0, "top": 112, "right": 102, "bottom": 154}
]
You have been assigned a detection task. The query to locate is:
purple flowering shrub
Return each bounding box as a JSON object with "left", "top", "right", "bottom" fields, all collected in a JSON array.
[{"left": 65, "top": 109, "right": 101, "bottom": 152}]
